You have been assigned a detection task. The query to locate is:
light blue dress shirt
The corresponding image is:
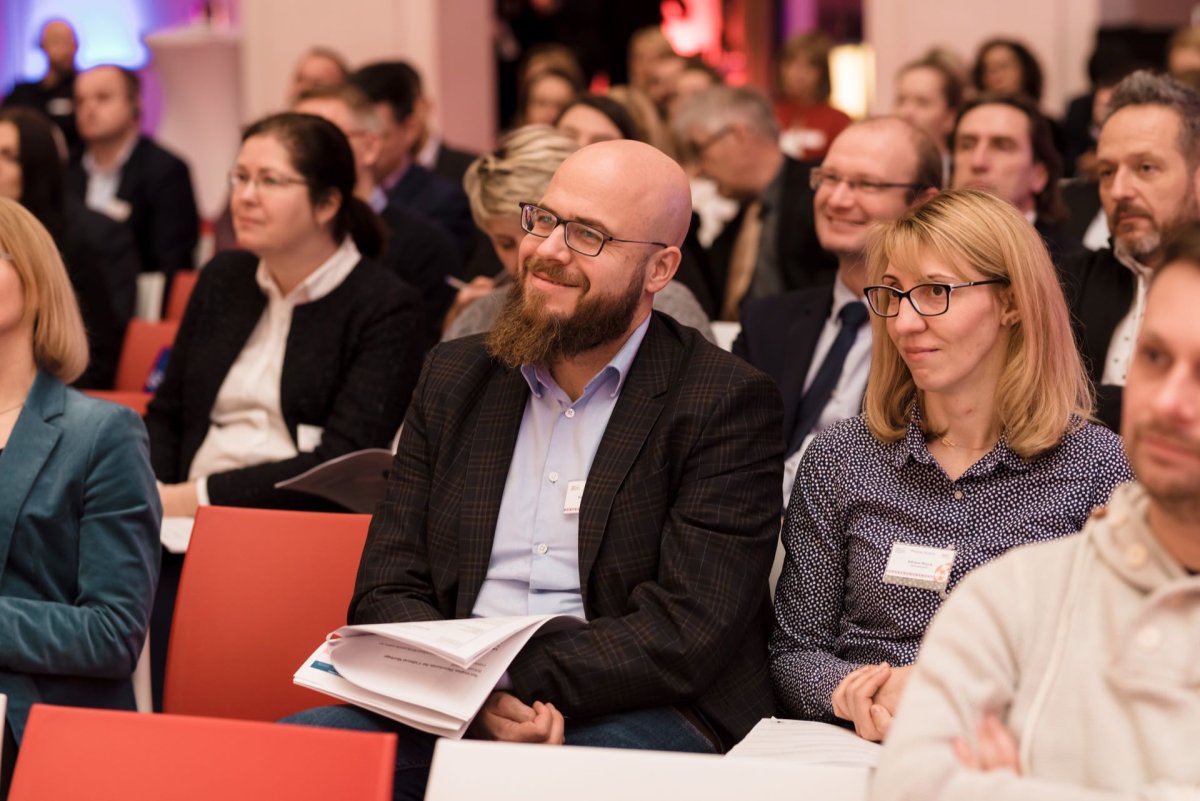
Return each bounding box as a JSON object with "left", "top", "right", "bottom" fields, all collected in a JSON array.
[{"left": 471, "top": 314, "right": 652, "bottom": 620}]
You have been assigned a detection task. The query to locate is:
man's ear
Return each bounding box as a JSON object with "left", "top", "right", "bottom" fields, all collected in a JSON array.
[
  {"left": 645, "top": 246, "right": 682, "bottom": 293},
  {"left": 1030, "top": 160, "right": 1049, "bottom": 196}
]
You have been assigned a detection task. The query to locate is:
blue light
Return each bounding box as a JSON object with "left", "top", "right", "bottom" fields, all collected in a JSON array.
[{"left": 19, "top": 0, "right": 150, "bottom": 78}]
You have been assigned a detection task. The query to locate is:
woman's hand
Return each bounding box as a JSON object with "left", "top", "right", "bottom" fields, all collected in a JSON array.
[
  {"left": 832, "top": 662, "right": 912, "bottom": 742},
  {"left": 832, "top": 662, "right": 894, "bottom": 741},
  {"left": 159, "top": 481, "right": 199, "bottom": 517}
]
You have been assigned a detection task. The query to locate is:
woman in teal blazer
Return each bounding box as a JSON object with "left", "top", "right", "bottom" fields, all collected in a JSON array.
[{"left": 0, "top": 198, "right": 160, "bottom": 789}]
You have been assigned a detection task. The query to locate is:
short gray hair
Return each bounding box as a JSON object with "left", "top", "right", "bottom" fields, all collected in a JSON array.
[
  {"left": 671, "top": 85, "right": 779, "bottom": 146},
  {"left": 1106, "top": 70, "right": 1200, "bottom": 167}
]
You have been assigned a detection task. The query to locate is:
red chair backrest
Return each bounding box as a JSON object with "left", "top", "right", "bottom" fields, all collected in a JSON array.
[
  {"left": 165, "top": 270, "right": 199, "bottom": 321},
  {"left": 114, "top": 319, "right": 180, "bottom": 392},
  {"left": 163, "top": 506, "right": 371, "bottom": 721},
  {"left": 9, "top": 704, "right": 395, "bottom": 801}
]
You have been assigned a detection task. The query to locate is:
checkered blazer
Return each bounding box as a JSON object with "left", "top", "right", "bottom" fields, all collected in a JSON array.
[{"left": 351, "top": 312, "right": 783, "bottom": 750}]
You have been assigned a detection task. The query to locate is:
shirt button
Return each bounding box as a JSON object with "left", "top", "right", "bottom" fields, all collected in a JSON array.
[
  {"left": 564, "top": 408, "right": 575, "bottom": 418},
  {"left": 953, "top": 490, "right": 964, "bottom": 500},
  {"left": 1136, "top": 626, "right": 1161, "bottom": 650},
  {"left": 548, "top": 472, "right": 559, "bottom": 483},
  {"left": 536, "top": 543, "right": 549, "bottom": 555}
]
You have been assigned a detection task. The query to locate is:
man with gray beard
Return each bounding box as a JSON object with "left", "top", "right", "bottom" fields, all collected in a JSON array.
[
  {"left": 287, "top": 140, "right": 783, "bottom": 801},
  {"left": 1061, "top": 70, "right": 1200, "bottom": 430}
]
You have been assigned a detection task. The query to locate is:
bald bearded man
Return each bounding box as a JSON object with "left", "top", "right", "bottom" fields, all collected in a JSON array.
[{"left": 287, "top": 140, "right": 783, "bottom": 800}]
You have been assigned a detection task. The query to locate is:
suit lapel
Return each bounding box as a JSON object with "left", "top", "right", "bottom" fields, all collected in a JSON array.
[
  {"left": 780, "top": 291, "right": 832, "bottom": 438},
  {"left": 455, "top": 364, "right": 528, "bottom": 615},
  {"left": 116, "top": 137, "right": 144, "bottom": 202},
  {"left": 577, "top": 316, "right": 676, "bottom": 601},
  {"left": 1081, "top": 253, "right": 1134, "bottom": 383},
  {"left": 0, "top": 373, "right": 63, "bottom": 582}
]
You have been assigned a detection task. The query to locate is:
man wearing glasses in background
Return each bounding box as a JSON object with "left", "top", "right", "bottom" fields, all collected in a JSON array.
[
  {"left": 734, "top": 117, "right": 941, "bottom": 508},
  {"left": 673, "top": 85, "right": 837, "bottom": 320},
  {"left": 288, "top": 140, "right": 783, "bottom": 801}
]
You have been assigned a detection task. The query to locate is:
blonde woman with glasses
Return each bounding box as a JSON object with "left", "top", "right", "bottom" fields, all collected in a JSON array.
[
  {"left": 769, "top": 189, "right": 1132, "bottom": 742},
  {"left": 0, "top": 198, "right": 159, "bottom": 790}
]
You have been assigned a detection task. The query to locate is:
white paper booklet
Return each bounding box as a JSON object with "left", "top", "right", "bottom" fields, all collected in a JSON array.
[
  {"left": 294, "top": 614, "right": 584, "bottom": 738},
  {"left": 726, "top": 718, "right": 882, "bottom": 767},
  {"left": 160, "top": 516, "right": 194, "bottom": 554},
  {"left": 274, "top": 448, "right": 394, "bottom": 513}
]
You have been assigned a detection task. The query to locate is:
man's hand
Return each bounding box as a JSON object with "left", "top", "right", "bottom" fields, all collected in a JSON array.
[
  {"left": 468, "top": 691, "right": 564, "bottom": 745},
  {"left": 159, "top": 481, "right": 199, "bottom": 517},
  {"left": 832, "top": 662, "right": 893, "bottom": 742},
  {"left": 954, "top": 712, "right": 1021, "bottom": 774}
]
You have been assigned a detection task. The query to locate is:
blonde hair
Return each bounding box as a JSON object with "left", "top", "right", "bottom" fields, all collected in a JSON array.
[
  {"left": 0, "top": 198, "right": 88, "bottom": 382},
  {"left": 606, "top": 85, "right": 677, "bottom": 160},
  {"left": 862, "top": 189, "right": 1092, "bottom": 458},
  {"left": 462, "top": 125, "right": 579, "bottom": 225}
]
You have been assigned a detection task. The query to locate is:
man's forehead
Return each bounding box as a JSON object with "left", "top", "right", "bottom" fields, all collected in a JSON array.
[
  {"left": 825, "top": 126, "right": 917, "bottom": 179},
  {"left": 958, "top": 105, "right": 1029, "bottom": 140},
  {"left": 1100, "top": 105, "right": 1182, "bottom": 152}
]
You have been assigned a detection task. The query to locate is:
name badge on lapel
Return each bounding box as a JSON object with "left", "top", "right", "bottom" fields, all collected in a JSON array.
[
  {"left": 882, "top": 541, "right": 956, "bottom": 596},
  {"left": 563, "top": 480, "right": 586, "bottom": 515}
]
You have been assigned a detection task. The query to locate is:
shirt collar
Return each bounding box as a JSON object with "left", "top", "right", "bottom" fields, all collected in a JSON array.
[
  {"left": 415, "top": 134, "right": 440, "bottom": 171},
  {"left": 887, "top": 401, "right": 1030, "bottom": 474},
  {"left": 1111, "top": 244, "right": 1154, "bottom": 281},
  {"left": 368, "top": 185, "right": 388, "bottom": 214},
  {"left": 829, "top": 272, "right": 865, "bottom": 320},
  {"left": 520, "top": 312, "right": 653, "bottom": 401},
  {"left": 81, "top": 133, "right": 138, "bottom": 176},
  {"left": 256, "top": 237, "right": 361, "bottom": 305}
]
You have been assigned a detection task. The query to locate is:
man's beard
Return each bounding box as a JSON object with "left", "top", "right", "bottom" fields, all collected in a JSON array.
[
  {"left": 1128, "top": 421, "right": 1200, "bottom": 521},
  {"left": 485, "top": 256, "right": 645, "bottom": 368},
  {"left": 1112, "top": 191, "right": 1200, "bottom": 266}
]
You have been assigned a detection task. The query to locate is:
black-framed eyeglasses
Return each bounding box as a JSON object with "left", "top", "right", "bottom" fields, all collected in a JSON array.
[
  {"left": 863, "top": 279, "right": 1010, "bottom": 317},
  {"left": 518, "top": 202, "right": 668, "bottom": 257},
  {"left": 809, "top": 167, "right": 924, "bottom": 195},
  {"left": 688, "top": 125, "right": 734, "bottom": 159}
]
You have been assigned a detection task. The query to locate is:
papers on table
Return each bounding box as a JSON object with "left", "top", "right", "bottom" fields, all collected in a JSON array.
[
  {"left": 274, "top": 448, "right": 394, "bottom": 513},
  {"left": 160, "top": 516, "right": 194, "bottom": 554},
  {"left": 726, "top": 718, "right": 882, "bottom": 767},
  {"left": 294, "top": 614, "right": 584, "bottom": 738}
]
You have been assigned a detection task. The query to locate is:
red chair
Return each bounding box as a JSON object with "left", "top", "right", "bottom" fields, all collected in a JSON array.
[
  {"left": 163, "top": 506, "right": 371, "bottom": 721},
  {"left": 165, "top": 270, "right": 200, "bottom": 321},
  {"left": 114, "top": 319, "right": 180, "bottom": 392},
  {"left": 83, "top": 390, "right": 152, "bottom": 416},
  {"left": 9, "top": 704, "right": 395, "bottom": 801}
]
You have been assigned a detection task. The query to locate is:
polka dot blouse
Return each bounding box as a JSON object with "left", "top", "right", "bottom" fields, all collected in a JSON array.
[{"left": 769, "top": 409, "right": 1132, "bottom": 722}]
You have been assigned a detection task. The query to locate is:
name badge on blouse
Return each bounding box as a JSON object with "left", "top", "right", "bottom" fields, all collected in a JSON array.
[
  {"left": 563, "top": 480, "right": 586, "bottom": 515},
  {"left": 882, "top": 542, "right": 956, "bottom": 596}
]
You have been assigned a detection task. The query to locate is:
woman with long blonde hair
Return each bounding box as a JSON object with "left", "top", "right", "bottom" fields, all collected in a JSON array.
[{"left": 770, "top": 189, "right": 1131, "bottom": 742}]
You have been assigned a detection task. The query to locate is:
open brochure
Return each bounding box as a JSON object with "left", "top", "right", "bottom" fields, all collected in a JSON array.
[
  {"left": 294, "top": 614, "right": 585, "bottom": 738},
  {"left": 274, "top": 448, "right": 394, "bottom": 513},
  {"left": 725, "top": 718, "right": 882, "bottom": 767}
]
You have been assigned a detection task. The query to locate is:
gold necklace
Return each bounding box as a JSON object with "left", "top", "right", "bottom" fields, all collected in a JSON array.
[
  {"left": 939, "top": 434, "right": 992, "bottom": 451},
  {"left": 0, "top": 401, "right": 23, "bottom": 416}
]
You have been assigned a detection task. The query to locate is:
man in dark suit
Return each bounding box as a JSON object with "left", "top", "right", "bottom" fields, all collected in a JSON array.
[
  {"left": 399, "top": 61, "right": 478, "bottom": 187},
  {"left": 1061, "top": 71, "right": 1200, "bottom": 430},
  {"left": 673, "top": 85, "right": 837, "bottom": 320},
  {"left": 294, "top": 84, "right": 460, "bottom": 338},
  {"left": 288, "top": 140, "right": 781, "bottom": 799},
  {"left": 66, "top": 65, "right": 198, "bottom": 293},
  {"left": 950, "top": 93, "right": 1082, "bottom": 263},
  {"left": 734, "top": 117, "right": 941, "bottom": 506},
  {"left": 349, "top": 62, "right": 475, "bottom": 260},
  {"left": 2, "top": 19, "right": 80, "bottom": 147}
]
